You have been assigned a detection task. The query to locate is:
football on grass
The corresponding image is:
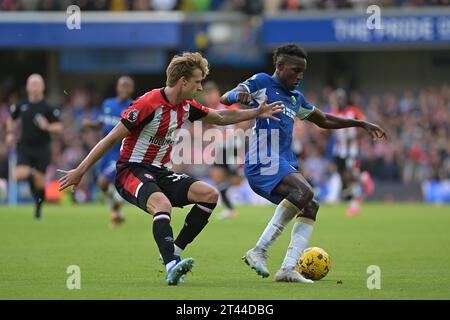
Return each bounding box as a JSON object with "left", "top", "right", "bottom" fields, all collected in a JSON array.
[{"left": 296, "top": 247, "right": 332, "bottom": 280}]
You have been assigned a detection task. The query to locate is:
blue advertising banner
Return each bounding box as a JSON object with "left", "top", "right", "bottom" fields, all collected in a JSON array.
[
  {"left": 0, "top": 22, "right": 179, "bottom": 48},
  {"left": 263, "top": 10, "right": 450, "bottom": 49},
  {"left": 60, "top": 49, "right": 167, "bottom": 73}
]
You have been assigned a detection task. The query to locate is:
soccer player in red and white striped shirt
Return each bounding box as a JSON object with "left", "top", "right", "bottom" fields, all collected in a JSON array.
[
  {"left": 58, "top": 52, "right": 284, "bottom": 286},
  {"left": 330, "top": 88, "right": 366, "bottom": 216}
]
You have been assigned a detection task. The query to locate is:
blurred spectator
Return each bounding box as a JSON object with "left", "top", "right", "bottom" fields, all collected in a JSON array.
[
  {"left": 151, "top": 0, "right": 178, "bottom": 10},
  {"left": 1, "top": 0, "right": 448, "bottom": 11},
  {"left": 110, "top": 0, "right": 128, "bottom": 10},
  {"left": 37, "top": 0, "right": 59, "bottom": 10},
  {"left": 130, "top": 0, "right": 150, "bottom": 10},
  {"left": 0, "top": 0, "right": 24, "bottom": 10}
]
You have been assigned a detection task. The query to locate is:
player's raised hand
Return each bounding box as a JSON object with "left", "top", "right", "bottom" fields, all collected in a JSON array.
[
  {"left": 256, "top": 96, "right": 284, "bottom": 121},
  {"left": 362, "top": 121, "right": 388, "bottom": 140},
  {"left": 57, "top": 168, "right": 83, "bottom": 192}
]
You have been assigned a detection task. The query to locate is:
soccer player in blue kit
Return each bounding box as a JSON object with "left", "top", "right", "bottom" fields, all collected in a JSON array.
[
  {"left": 221, "top": 44, "right": 387, "bottom": 283},
  {"left": 84, "top": 76, "right": 134, "bottom": 227}
]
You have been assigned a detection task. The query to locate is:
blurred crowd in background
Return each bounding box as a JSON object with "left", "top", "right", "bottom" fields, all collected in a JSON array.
[
  {"left": 1, "top": 0, "right": 449, "bottom": 12},
  {"left": 1, "top": 80, "right": 448, "bottom": 203},
  {"left": 299, "top": 85, "right": 450, "bottom": 201}
]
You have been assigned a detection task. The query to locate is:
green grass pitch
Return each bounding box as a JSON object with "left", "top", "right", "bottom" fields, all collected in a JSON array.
[{"left": 1, "top": 203, "right": 449, "bottom": 299}]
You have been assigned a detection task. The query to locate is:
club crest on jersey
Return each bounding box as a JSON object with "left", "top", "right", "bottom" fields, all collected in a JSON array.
[
  {"left": 127, "top": 109, "right": 139, "bottom": 122},
  {"left": 291, "top": 96, "right": 296, "bottom": 105}
]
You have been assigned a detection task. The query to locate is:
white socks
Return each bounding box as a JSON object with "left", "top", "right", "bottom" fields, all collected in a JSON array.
[
  {"left": 255, "top": 199, "right": 299, "bottom": 251},
  {"left": 281, "top": 219, "right": 314, "bottom": 269},
  {"left": 165, "top": 259, "right": 177, "bottom": 272},
  {"left": 165, "top": 245, "right": 184, "bottom": 271},
  {"left": 174, "top": 244, "right": 183, "bottom": 257}
]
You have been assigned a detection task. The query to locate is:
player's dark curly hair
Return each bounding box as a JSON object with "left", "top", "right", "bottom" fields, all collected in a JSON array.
[{"left": 273, "top": 44, "right": 307, "bottom": 65}]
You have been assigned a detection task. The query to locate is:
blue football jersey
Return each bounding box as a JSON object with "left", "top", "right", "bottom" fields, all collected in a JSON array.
[
  {"left": 98, "top": 97, "right": 133, "bottom": 152},
  {"left": 241, "top": 73, "right": 315, "bottom": 171}
]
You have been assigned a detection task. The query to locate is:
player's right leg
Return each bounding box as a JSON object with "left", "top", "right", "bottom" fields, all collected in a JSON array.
[{"left": 114, "top": 165, "right": 194, "bottom": 285}]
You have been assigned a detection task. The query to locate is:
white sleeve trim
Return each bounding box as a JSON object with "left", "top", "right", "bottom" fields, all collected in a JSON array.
[
  {"left": 240, "top": 83, "right": 251, "bottom": 93},
  {"left": 297, "top": 105, "right": 315, "bottom": 120}
]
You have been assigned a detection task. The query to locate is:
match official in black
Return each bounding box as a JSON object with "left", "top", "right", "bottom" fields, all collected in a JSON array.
[{"left": 6, "top": 74, "right": 62, "bottom": 219}]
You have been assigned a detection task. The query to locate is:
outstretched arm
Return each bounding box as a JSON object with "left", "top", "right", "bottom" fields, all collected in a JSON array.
[
  {"left": 58, "top": 121, "right": 129, "bottom": 192},
  {"left": 307, "top": 108, "right": 388, "bottom": 140},
  {"left": 202, "top": 96, "right": 284, "bottom": 125}
]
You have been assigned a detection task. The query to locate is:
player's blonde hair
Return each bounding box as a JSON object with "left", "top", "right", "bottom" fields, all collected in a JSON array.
[{"left": 166, "top": 52, "right": 209, "bottom": 87}]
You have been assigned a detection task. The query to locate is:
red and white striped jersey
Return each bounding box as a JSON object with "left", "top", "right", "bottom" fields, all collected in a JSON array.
[
  {"left": 331, "top": 105, "right": 365, "bottom": 159},
  {"left": 118, "top": 88, "right": 209, "bottom": 168}
]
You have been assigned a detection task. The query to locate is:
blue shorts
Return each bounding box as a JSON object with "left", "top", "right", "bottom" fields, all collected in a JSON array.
[
  {"left": 244, "top": 158, "right": 299, "bottom": 204},
  {"left": 98, "top": 151, "right": 119, "bottom": 183}
]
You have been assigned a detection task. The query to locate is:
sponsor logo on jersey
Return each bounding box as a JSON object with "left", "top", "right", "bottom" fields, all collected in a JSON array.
[
  {"left": 148, "top": 136, "right": 174, "bottom": 147},
  {"left": 283, "top": 106, "right": 296, "bottom": 120}
]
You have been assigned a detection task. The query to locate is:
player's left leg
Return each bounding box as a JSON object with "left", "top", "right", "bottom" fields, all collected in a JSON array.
[
  {"left": 15, "top": 165, "right": 45, "bottom": 219},
  {"left": 267, "top": 173, "right": 315, "bottom": 283},
  {"left": 28, "top": 168, "right": 46, "bottom": 220},
  {"left": 171, "top": 181, "right": 219, "bottom": 257},
  {"left": 242, "top": 165, "right": 313, "bottom": 278},
  {"left": 210, "top": 166, "right": 237, "bottom": 220},
  {"left": 345, "top": 159, "right": 362, "bottom": 216},
  {"left": 98, "top": 158, "right": 125, "bottom": 226},
  {"left": 276, "top": 198, "right": 319, "bottom": 283},
  {"left": 251, "top": 172, "right": 314, "bottom": 253},
  {"left": 29, "top": 149, "right": 50, "bottom": 219},
  {"left": 115, "top": 166, "right": 194, "bottom": 285}
]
